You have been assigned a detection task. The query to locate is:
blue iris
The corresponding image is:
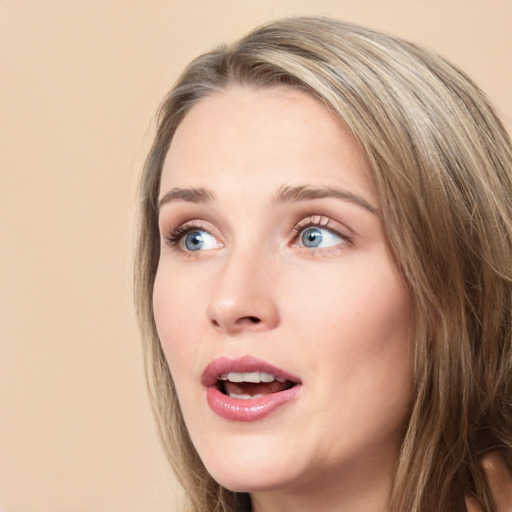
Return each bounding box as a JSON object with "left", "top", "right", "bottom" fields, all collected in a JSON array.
[
  {"left": 301, "top": 227, "right": 323, "bottom": 248},
  {"left": 182, "top": 230, "right": 219, "bottom": 251},
  {"left": 299, "top": 227, "right": 343, "bottom": 248}
]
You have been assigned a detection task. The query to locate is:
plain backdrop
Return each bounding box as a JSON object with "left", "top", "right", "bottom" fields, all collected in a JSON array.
[{"left": 1, "top": 1, "right": 511, "bottom": 511}]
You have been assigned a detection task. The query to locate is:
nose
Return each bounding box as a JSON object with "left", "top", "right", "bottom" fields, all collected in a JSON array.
[{"left": 205, "top": 249, "right": 280, "bottom": 335}]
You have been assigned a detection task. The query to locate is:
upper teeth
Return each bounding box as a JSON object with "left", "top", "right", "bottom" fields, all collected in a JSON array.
[{"left": 219, "top": 372, "right": 286, "bottom": 383}]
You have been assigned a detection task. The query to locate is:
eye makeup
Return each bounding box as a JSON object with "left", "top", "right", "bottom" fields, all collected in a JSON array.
[{"left": 161, "top": 212, "right": 353, "bottom": 259}]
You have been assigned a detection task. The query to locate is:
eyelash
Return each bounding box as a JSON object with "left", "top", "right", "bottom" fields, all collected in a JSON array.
[
  {"left": 165, "top": 223, "right": 201, "bottom": 248},
  {"left": 163, "top": 216, "right": 352, "bottom": 253}
]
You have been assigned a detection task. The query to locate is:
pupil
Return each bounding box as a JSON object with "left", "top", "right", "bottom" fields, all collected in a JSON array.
[{"left": 302, "top": 228, "right": 322, "bottom": 247}]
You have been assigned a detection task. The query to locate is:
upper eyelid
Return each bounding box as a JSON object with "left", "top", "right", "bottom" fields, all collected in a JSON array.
[
  {"left": 164, "top": 215, "right": 347, "bottom": 233},
  {"left": 161, "top": 214, "right": 353, "bottom": 248},
  {"left": 158, "top": 207, "right": 226, "bottom": 237},
  {"left": 161, "top": 219, "right": 219, "bottom": 243},
  {"left": 292, "top": 215, "right": 353, "bottom": 236},
  {"left": 160, "top": 217, "right": 216, "bottom": 235}
]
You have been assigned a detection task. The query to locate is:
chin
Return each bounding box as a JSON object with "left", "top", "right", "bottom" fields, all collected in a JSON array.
[
  {"left": 209, "top": 466, "right": 300, "bottom": 494},
  {"left": 197, "top": 437, "right": 306, "bottom": 493}
]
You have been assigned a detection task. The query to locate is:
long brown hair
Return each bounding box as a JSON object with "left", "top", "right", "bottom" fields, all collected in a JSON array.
[{"left": 134, "top": 16, "right": 512, "bottom": 512}]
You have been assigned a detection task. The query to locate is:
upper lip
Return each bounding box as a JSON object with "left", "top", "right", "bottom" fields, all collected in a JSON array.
[{"left": 201, "top": 355, "right": 301, "bottom": 387}]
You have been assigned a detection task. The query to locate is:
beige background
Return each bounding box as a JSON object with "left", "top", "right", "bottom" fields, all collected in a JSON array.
[{"left": 0, "top": 1, "right": 510, "bottom": 511}]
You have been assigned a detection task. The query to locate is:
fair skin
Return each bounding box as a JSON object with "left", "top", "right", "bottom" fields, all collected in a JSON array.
[
  {"left": 466, "top": 453, "right": 512, "bottom": 512},
  {"left": 153, "top": 85, "right": 414, "bottom": 512}
]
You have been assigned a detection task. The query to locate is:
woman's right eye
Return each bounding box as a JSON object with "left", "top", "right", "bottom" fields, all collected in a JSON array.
[
  {"left": 165, "top": 226, "right": 221, "bottom": 252},
  {"left": 181, "top": 230, "right": 219, "bottom": 251}
]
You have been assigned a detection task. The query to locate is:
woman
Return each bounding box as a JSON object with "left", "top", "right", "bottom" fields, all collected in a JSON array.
[{"left": 135, "top": 17, "right": 512, "bottom": 512}]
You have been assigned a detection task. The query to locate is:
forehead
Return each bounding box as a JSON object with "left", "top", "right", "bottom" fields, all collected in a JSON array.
[{"left": 160, "top": 85, "right": 374, "bottom": 201}]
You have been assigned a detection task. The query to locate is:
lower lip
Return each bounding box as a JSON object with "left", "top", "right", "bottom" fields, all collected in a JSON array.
[{"left": 206, "top": 385, "right": 301, "bottom": 422}]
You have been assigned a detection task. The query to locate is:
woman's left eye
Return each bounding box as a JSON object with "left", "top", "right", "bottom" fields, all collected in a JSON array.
[{"left": 296, "top": 226, "right": 345, "bottom": 249}]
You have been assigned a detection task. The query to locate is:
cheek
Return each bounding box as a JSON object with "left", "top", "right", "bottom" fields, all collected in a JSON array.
[
  {"left": 286, "top": 256, "right": 412, "bottom": 343},
  {"left": 287, "top": 257, "right": 414, "bottom": 393},
  {"left": 340, "top": 282, "right": 414, "bottom": 421},
  {"left": 152, "top": 267, "right": 205, "bottom": 379}
]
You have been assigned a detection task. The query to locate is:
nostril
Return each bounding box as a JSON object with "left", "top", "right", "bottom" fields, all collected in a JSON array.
[
  {"left": 235, "top": 316, "right": 261, "bottom": 325},
  {"left": 210, "top": 316, "right": 260, "bottom": 328}
]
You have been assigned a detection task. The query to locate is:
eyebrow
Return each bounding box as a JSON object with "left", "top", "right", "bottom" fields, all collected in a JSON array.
[
  {"left": 274, "top": 185, "right": 378, "bottom": 214},
  {"left": 158, "top": 187, "right": 214, "bottom": 211},
  {"left": 157, "top": 184, "right": 378, "bottom": 215}
]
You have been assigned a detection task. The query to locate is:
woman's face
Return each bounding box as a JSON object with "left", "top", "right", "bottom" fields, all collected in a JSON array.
[{"left": 154, "top": 86, "right": 414, "bottom": 507}]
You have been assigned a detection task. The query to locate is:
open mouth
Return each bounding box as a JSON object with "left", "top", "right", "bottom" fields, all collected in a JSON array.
[
  {"left": 203, "top": 356, "right": 302, "bottom": 421},
  {"left": 202, "top": 356, "right": 301, "bottom": 400},
  {"left": 216, "top": 371, "right": 297, "bottom": 400}
]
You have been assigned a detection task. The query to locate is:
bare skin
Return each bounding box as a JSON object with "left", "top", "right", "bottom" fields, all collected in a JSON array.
[{"left": 466, "top": 454, "right": 512, "bottom": 512}]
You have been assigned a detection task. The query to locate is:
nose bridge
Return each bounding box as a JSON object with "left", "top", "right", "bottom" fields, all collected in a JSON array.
[{"left": 206, "top": 241, "right": 279, "bottom": 334}]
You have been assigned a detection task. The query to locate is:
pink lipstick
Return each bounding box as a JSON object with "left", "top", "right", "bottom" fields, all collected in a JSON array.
[{"left": 202, "top": 355, "right": 302, "bottom": 422}]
